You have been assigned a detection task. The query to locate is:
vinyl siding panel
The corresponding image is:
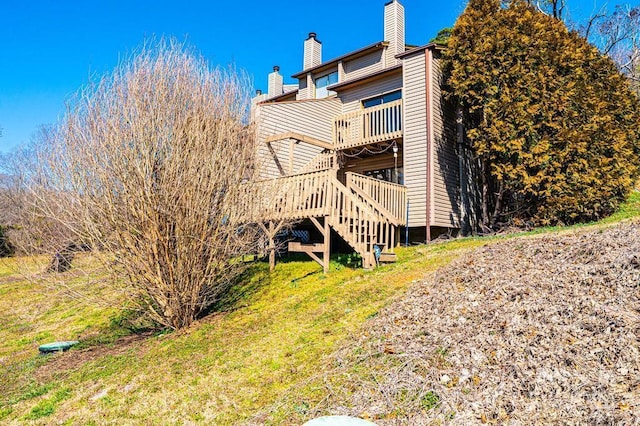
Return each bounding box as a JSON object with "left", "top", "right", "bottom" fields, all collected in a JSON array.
[
  {"left": 430, "top": 52, "right": 460, "bottom": 228},
  {"left": 343, "top": 50, "right": 384, "bottom": 81},
  {"left": 297, "top": 87, "right": 310, "bottom": 100},
  {"left": 338, "top": 73, "right": 403, "bottom": 113},
  {"left": 257, "top": 140, "right": 290, "bottom": 179},
  {"left": 256, "top": 98, "right": 342, "bottom": 178},
  {"left": 401, "top": 51, "right": 427, "bottom": 227}
]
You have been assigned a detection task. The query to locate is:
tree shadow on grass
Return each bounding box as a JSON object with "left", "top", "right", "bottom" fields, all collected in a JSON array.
[
  {"left": 204, "top": 261, "right": 273, "bottom": 316},
  {"left": 205, "top": 253, "right": 325, "bottom": 316}
]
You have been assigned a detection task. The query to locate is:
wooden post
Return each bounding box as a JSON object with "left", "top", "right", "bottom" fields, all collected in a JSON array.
[
  {"left": 268, "top": 221, "right": 276, "bottom": 272},
  {"left": 390, "top": 224, "right": 395, "bottom": 251},
  {"left": 289, "top": 139, "right": 294, "bottom": 175},
  {"left": 323, "top": 216, "right": 331, "bottom": 273},
  {"left": 309, "top": 216, "right": 331, "bottom": 274}
]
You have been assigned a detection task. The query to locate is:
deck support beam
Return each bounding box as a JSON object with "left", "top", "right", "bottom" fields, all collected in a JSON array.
[
  {"left": 266, "top": 142, "right": 286, "bottom": 176},
  {"left": 288, "top": 216, "right": 331, "bottom": 273},
  {"left": 310, "top": 216, "right": 331, "bottom": 274},
  {"left": 259, "top": 220, "right": 286, "bottom": 272}
]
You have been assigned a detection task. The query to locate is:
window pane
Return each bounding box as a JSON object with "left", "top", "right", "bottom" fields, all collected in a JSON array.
[
  {"left": 315, "top": 72, "right": 338, "bottom": 99},
  {"left": 362, "top": 90, "right": 401, "bottom": 108},
  {"left": 383, "top": 91, "right": 402, "bottom": 103},
  {"left": 316, "top": 86, "right": 328, "bottom": 98},
  {"left": 316, "top": 72, "right": 338, "bottom": 89},
  {"left": 316, "top": 75, "right": 328, "bottom": 88},
  {"left": 362, "top": 98, "right": 382, "bottom": 108}
]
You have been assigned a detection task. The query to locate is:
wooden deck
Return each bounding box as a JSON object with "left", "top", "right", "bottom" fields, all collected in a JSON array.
[
  {"left": 254, "top": 98, "right": 407, "bottom": 271},
  {"left": 252, "top": 168, "right": 407, "bottom": 272},
  {"left": 333, "top": 99, "right": 403, "bottom": 151}
]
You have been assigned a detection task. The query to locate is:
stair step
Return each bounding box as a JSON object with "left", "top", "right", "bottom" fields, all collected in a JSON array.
[{"left": 378, "top": 252, "right": 397, "bottom": 263}]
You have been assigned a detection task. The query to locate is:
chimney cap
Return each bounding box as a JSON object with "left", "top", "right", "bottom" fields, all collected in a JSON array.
[
  {"left": 273, "top": 65, "right": 280, "bottom": 72},
  {"left": 307, "top": 32, "right": 320, "bottom": 41},
  {"left": 256, "top": 89, "right": 262, "bottom": 95}
]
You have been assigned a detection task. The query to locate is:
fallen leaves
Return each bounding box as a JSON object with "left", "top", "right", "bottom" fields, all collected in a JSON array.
[{"left": 315, "top": 222, "right": 640, "bottom": 424}]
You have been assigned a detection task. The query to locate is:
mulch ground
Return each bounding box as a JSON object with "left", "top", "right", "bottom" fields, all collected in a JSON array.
[{"left": 316, "top": 222, "right": 640, "bottom": 424}]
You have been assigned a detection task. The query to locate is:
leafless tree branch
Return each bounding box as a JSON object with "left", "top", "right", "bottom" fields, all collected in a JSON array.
[{"left": 14, "top": 39, "right": 275, "bottom": 329}]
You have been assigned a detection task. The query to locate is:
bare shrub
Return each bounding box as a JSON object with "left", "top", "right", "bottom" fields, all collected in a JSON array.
[{"left": 19, "top": 39, "right": 268, "bottom": 329}]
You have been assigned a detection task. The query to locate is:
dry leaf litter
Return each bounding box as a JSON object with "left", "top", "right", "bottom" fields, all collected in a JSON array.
[{"left": 313, "top": 222, "right": 640, "bottom": 425}]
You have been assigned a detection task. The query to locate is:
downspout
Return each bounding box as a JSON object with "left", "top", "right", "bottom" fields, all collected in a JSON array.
[{"left": 425, "top": 48, "right": 433, "bottom": 242}]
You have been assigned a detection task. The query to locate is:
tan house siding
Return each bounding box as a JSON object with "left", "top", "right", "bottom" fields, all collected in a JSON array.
[
  {"left": 430, "top": 51, "right": 460, "bottom": 228},
  {"left": 257, "top": 140, "right": 290, "bottom": 178},
  {"left": 401, "top": 50, "right": 428, "bottom": 228},
  {"left": 257, "top": 98, "right": 341, "bottom": 142},
  {"left": 258, "top": 138, "right": 324, "bottom": 178},
  {"left": 343, "top": 50, "right": 384, "bottom": 81},
  {"left": 256, "top": 98, "right": 342, "bottom": 178},
  {"left": 338, "top": 73, "right": 403, "bottom": 113}
]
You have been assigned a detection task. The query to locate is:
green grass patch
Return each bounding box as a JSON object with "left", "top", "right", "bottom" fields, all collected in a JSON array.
[
  {"left": 24, "top": 399, "right": 56, "bottom": 420},
  {"left": 16, "top": 382, "right": 53, "bottom": 403},
  {"left": 421, "top": 391, "right": 441, "bottom": 411},
  {"left": 600, "top": 190, "right": 640, "bottom": 223},
  {"left": 21, "top": 385, "right": 71, "bottom": 422},
  {"left": 0, "top": 406, "right": 13, "bottom": 420}
]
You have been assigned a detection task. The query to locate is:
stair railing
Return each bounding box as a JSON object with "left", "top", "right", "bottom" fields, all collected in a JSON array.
[{"left": 345, "top": 172, "right": 407, "bottom": 225}]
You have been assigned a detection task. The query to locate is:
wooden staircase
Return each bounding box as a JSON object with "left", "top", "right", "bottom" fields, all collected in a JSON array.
[
  {"left": 257, "top": 168, "right": 406, "bottom": 271},
  {"left": 326, "top": 176, "right": 382, "bottom": 269}
]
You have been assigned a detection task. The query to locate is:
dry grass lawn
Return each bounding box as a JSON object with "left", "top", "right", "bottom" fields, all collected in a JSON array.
[
  {"left": 1, "top": 191, "right": 638, "bottom": 424},
  {"left": 0, "top": 240, "right": 482, "bottom": 424}
]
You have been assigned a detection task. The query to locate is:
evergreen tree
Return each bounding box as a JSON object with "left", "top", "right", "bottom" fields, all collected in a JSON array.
[{"left": 446, "top": 0, "right": 640, "bottom": 228}]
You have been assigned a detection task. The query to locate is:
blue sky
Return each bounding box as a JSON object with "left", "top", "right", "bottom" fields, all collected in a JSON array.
[{"left": 0, "top": 0, "right": 630, "bottom": 153}]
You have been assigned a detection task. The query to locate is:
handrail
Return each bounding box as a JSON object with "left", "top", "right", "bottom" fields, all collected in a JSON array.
[
  {"left": 296, "top": 151, "right": 338, "bottom": 175},
  {"left": 258, "top": 169, "right": 334, "bottom": 221},
  {"left": 346, "top": 172, "right": 407, "bottom": 225},
  {"left": 328, "top": 178, "right": 378, "bottom": 256},
  {"left": 334, "top": 99, "right": 403, "bottom": 151}
]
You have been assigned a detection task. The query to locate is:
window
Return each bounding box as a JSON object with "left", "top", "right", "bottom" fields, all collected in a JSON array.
[
  {"left": 315, "top": 71, "right": 338, "bottom": 99},
  {"left": 362, "top": 90, "right": 402, "bottom": 108}
]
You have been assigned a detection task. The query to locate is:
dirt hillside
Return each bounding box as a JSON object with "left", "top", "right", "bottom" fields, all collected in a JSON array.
[{"left": 318, "top": 222, "right": 640, "bottom": 424}]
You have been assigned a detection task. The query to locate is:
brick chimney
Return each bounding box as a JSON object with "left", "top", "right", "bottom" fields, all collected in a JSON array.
[
  {"left": 267, "top": 65, "right": 283, "bottom": 97},
  {"left": 384, "top": 0, "right": 405, "bottom": 66},
  {"left": 303, "top": 32, "right": 322, "bottom": 70}
]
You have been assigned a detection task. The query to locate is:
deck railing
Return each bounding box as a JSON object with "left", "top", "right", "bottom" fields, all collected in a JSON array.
[
  {"left": 296, "top": 151, "right": 338, "bottom": 175},
  {"left": 333, "top": 99, "right": 403, "bottom": 151},
  {"left": 259, "top": 169, "right": 334, "bottom": 221},
  {"left": 346, "top": 172, "right": 407, "bottom": 226}
]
